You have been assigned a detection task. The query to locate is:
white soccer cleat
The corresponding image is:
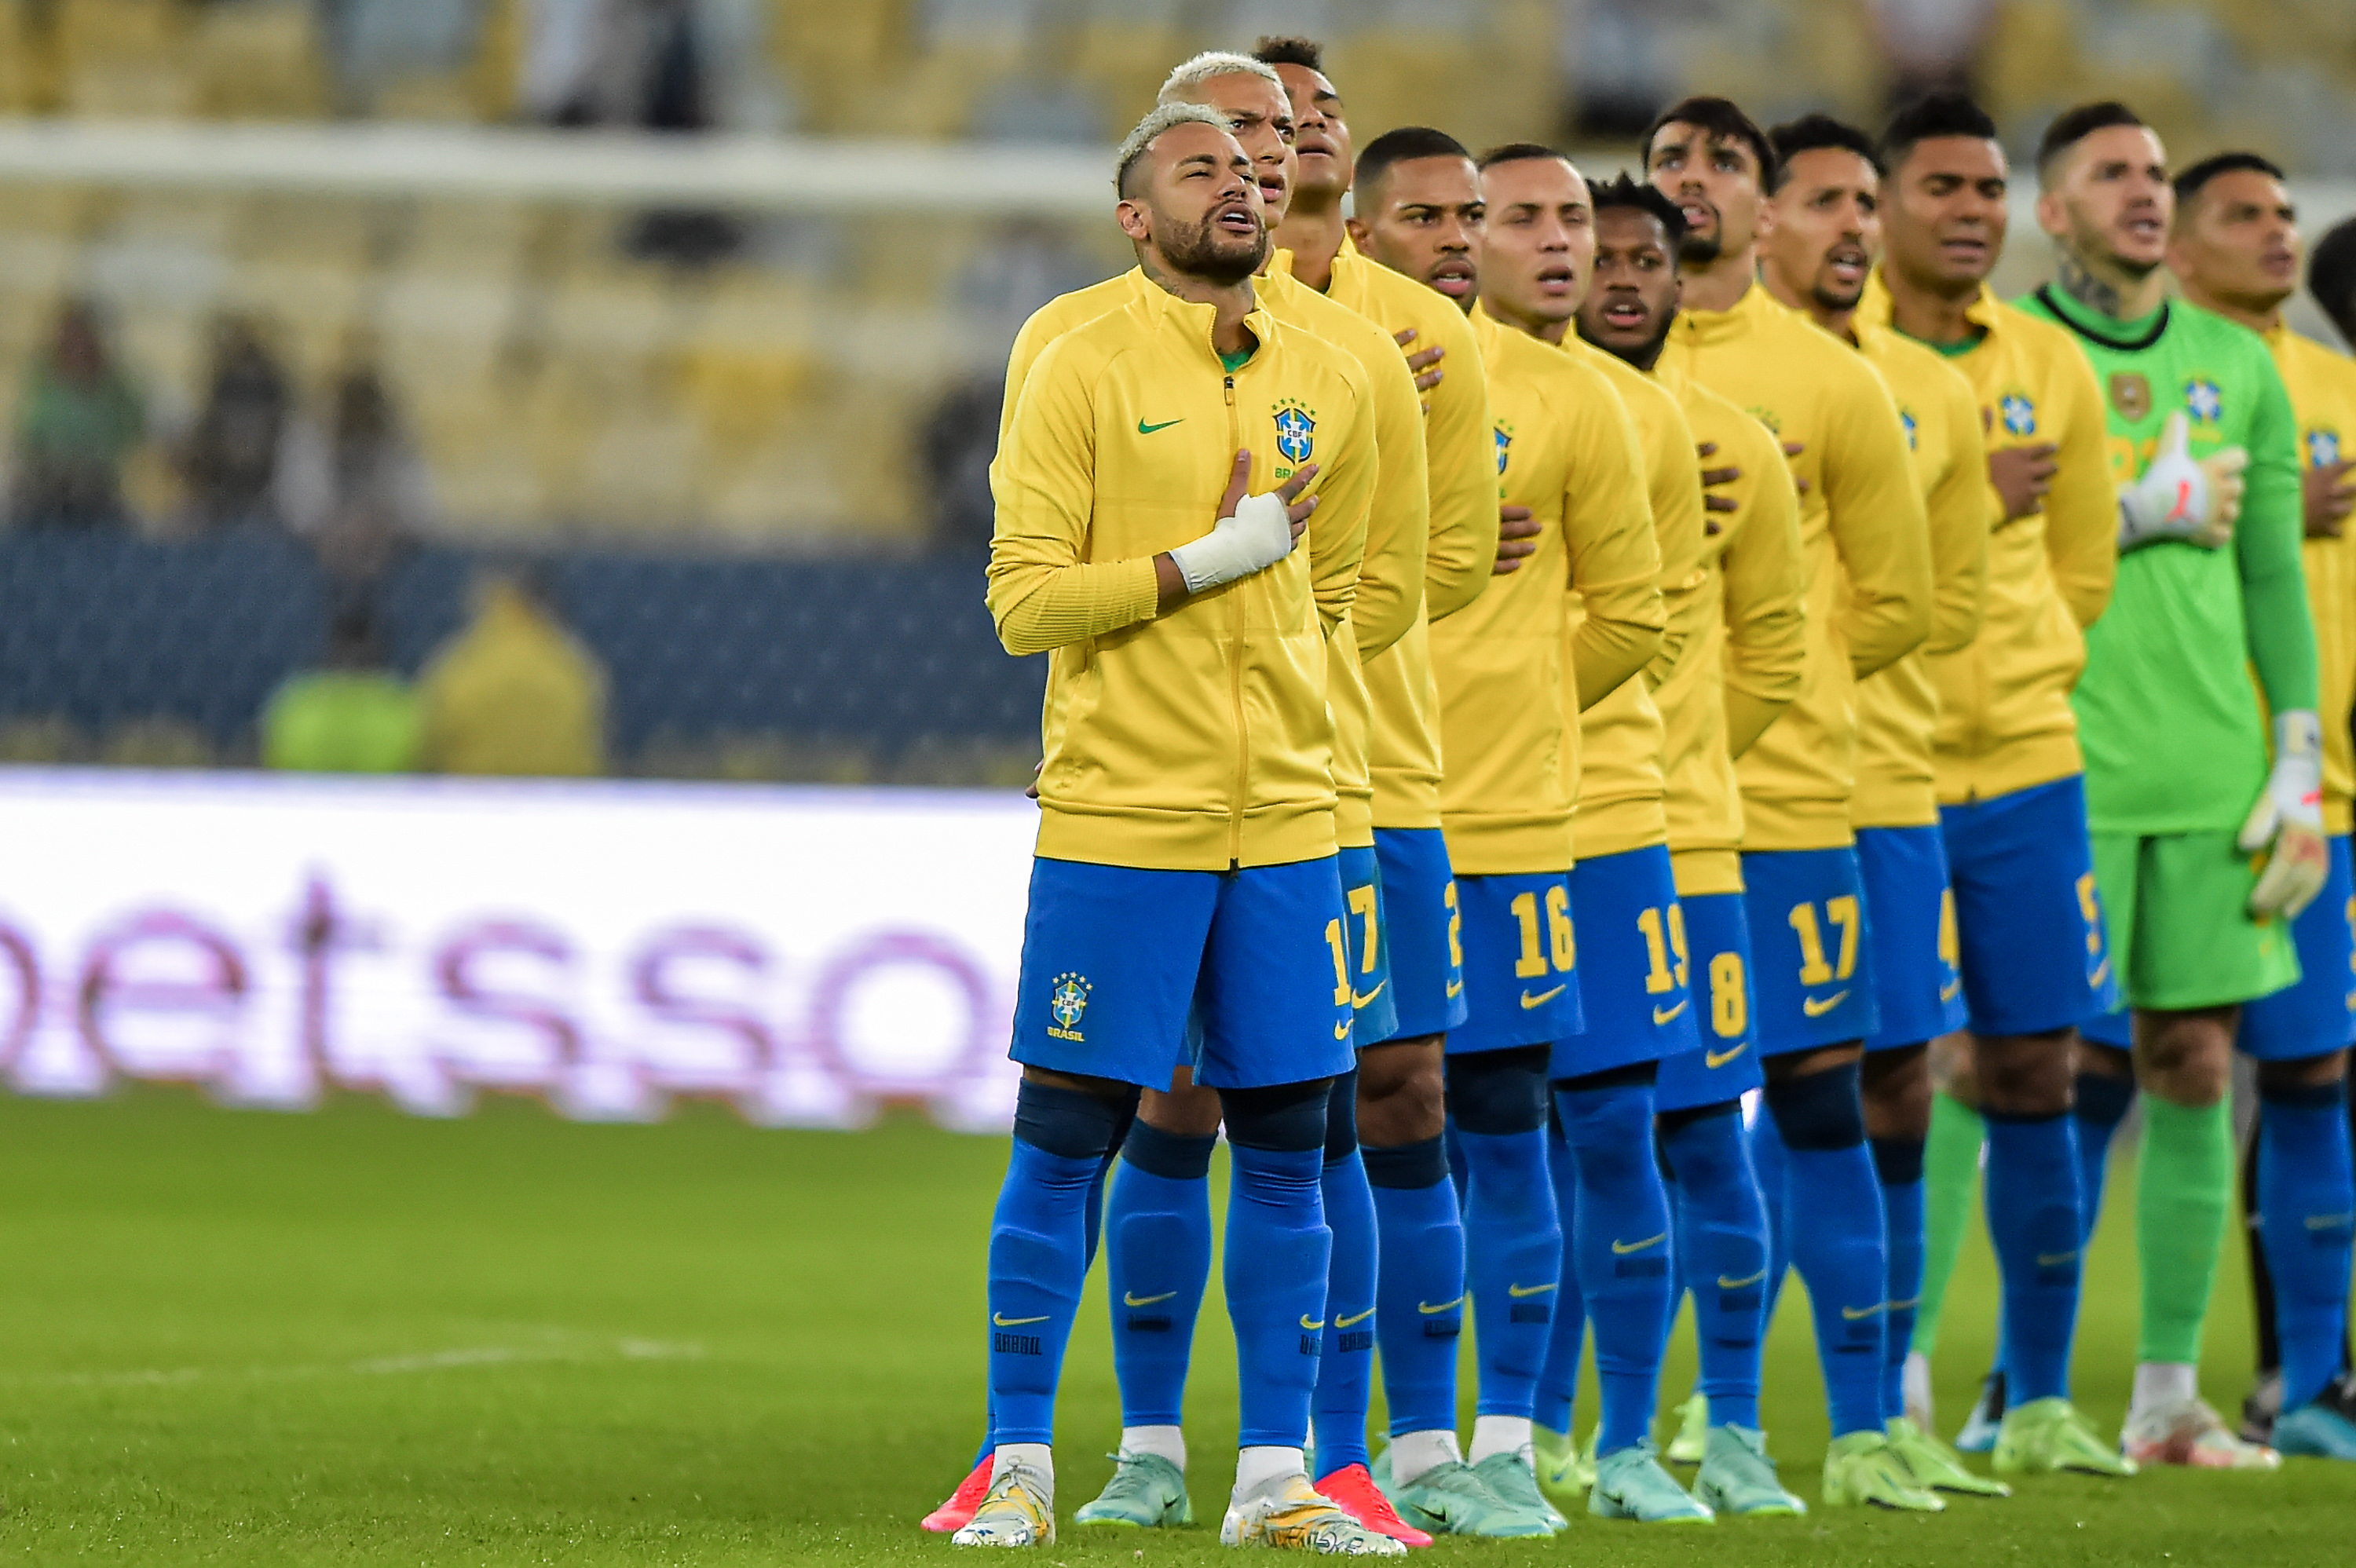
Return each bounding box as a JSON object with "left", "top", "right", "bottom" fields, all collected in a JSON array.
[{"left": 951, "top": 1464, "right": 1057, "bottom": 1547}]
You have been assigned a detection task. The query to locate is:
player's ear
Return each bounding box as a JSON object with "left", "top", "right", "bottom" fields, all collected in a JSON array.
[
  {"left": 1344, "top": 214, "right": 1370, "bottom": 250},
  {"left": 1116, "top": 199, "right": 1151, "bottom": 246},
  {"left": 2033, "top": 188, "right": 2069, "bottom": 240}
]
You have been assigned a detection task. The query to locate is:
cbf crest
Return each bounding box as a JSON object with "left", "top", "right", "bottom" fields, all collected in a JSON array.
[
  {"left": 1898, "top": 408, "right": 1919, "bottom": 451},
  {"left": 1047, "top": 972, "right": 1092, "bottom": 1042},
  {"left": 2185, "top": 376, "right": 2225, "bottom": 428},
  {"left": 1494, "top": 421, "right": 1515, "bottom": 474},
  {"left": 1272, "top": 397, "right": 1317, "bottom": 477},
  {"left": 1999, "top": 393, "right": 2037, "bottom": 437},
  {"left": 2312, "top": 428, "right": 2343, "bottom": 469}
]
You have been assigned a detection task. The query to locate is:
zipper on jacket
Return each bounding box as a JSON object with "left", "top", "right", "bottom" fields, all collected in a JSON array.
[{"left": 1225, "top": 369, "right": 1247, "bottom": 865}]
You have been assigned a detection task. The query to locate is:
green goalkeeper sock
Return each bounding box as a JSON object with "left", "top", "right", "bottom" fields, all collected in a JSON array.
[
  {"left": 1912, "top": 1091, "right": 1985, "bottom": 1359},
  {"left": 2135, "top": 1095, "right": 2234, "bottom": 1366}
]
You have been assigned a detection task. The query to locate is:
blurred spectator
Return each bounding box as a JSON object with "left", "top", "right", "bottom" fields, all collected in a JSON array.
[
  {"left": 277, "top": 348, "right": 433, "bottom": 589},
  {"left": 1561, "top": 0, "right": 1694, "bottom": 137},
  {"left": 1871, "top": 0, "right": 1995, "bottom": 107},
  {"left": 180, "top": 316, "right": 292, "bottom": 532},
  {"left": 315, "top": 0, "right": 484, "bottom": 115},
  {"left": 261, "top": 602, "right": 423, "bottom": 774},
  {"left": 417, "top": 570, "right": 609, "bottom": 777},
  {"left": 523, "top": 0, "right": 706, "bottom": 129},
  {"left": 920, "top": 376, "right": 1001, "bottom": 554},
  {"left": 7, "top": 300, "right": 145, "bottom": 531}
]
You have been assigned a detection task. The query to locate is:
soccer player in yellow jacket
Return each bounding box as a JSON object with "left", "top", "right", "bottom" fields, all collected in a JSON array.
[
  {"left": 1645, "top": 94, "right": 1939, "bottom": 1510},
  {"left": 2171, "top": 154, "right": 2356, "bottom": 1463},
  {"left": 1352, "top": 126, "right": 1668, "bottom": 1538},
  {"left": 1856, "top": 93, "right": 2124, "bottom": 1469},
  {"left": 968, "top": 55, "right": 1433, "bottom": 1548},
  {"left": 1470, "top": 141, "right": 1729, "bottom": 1526},
  {"left": 1754, "top": 112, "right": 2007, "bottom": 1499},
  {"left": 1571, "top": 171, "right": 1816, "bottom": 1518},
  {"left": 957, "top": 104, "right": 1401, "bottom": 1557}
]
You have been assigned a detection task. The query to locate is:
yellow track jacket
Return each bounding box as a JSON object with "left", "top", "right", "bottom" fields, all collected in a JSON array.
[{"left": 2267, "top": 320, "right": 2356, "bottom": 833}]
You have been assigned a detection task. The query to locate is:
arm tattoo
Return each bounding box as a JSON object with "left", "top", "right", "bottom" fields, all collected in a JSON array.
[{"left": 2056, "top": 250, "right": 2124, "bottom": 317}]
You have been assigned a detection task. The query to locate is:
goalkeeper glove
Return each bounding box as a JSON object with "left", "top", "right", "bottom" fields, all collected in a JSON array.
[
  {"left": 1168, "top": 489, "right": 1298, "bottom": 595},
  {"left": 2117, "top": 411, "right": 2248, "bottom": 551},
  {"left": 2240, "top": 709, "right": 2329, "bottom": 920}
]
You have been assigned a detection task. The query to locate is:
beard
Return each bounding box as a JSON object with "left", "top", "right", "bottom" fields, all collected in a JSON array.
[
  {"left": 1161, "top": 210, "right": 1270, "bottom": 285},
  {"left": 1677, "top": 231, "right": 1722, "bottom": 267},
  {"left": 1812, "top": 278, "right": 1865, "bottom": 313}
]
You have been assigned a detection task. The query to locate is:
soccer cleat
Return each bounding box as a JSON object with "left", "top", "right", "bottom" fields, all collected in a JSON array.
[
  {"left": 1666, "top": 1391, "right": 1710, "bottom": 1464},
  {"left": 1314, "top": 1464, "right": 1432, "bottom": 1547},
  {"left": 1819, "top": 1430, "right": 1945, "bottom": 1511},
  {"left": 923, "top": 1458, "right": 993, "bottom": 1533},
  {"left": 1470, "top": 1451, "right": 1567, "bottom": 1533},
  {"left": 1219, "top": 1474, "right": 1407, "bottom": 1555},
  {"left": 1953, "top": 1369, "right": 2005, "bottom": 1453},
  {"left": 1692, "top": 1424, "right": 1806, "bottom": 1516},
  {"left": 2241, "top": 1370, "right": 2283, "bottom": 1445},
  {"left": 2121, "top": 1398, "right": 2281, "bottom": 1470},
  {"left": 1886, "top": 1416, "right": 2011, "bottom": 1497},
  {"left": 950, "top": 1464, "right": 1056, "bottom": 1548},
  {"left": 1531, "top": 1425, "right": 1593, "bottom": 1519},
  {"left": 1589, "top": 1440, "right": 1715, "bottom": 1523},
  {"left": 1992, "top": 1397, "right": 2137, "bottom": 1478},
  {"left": 1072, "top": 1449, "right": 1194, "bottom": 1526},
  {"left": 1904, "top": 1351, "right": 1936, "bottom": 1430},
  {"left": 2274, "top": 1399, "right": 2356, "bottom": 1460},
  {"left": 1377, "top": 1455, "right": 1553, "bottom": 1538}
]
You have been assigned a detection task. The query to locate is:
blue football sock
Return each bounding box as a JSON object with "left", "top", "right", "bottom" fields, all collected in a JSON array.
[
  {"left": 1535, "top": 1110, "right": 1586, "bottom": 1435},
  {"left": 2073, "top": 1071, "right": 2135, "bottom": 1244},
  {"left": 1662, "top": 1102, "right": 1767, "bottom": 1432},
  {"left": 970, "top": 1148, "right": 1115, "bottom": 1470},
  {"left": 1364, "top": 1137, "right": 1465, "bottom": 1438},
  {"left": 1226, "top": 1139, "right": 1333, "bottom": 1450},
  {"left": 1314, "top": 1076, "right": 1379, "bottom": 1479},
  {"left": 1457, "top": 1125, "right": 1560, "bottom": 1420},
  {"left": 1750, "top": 1100, "right": 1791, "bottom": 1325},
  {"left": 988, "top": 1137, "right": 1111, "bottom": 1446},
  {"left": 1768, "top": 1065, "right": 1887, "bottom": 1439},
  {"left": 1981, "top": 1109, "right": 2082, "bottom": 1405},
  {"left": 2258, "top": 1079, "right": 2356, "bottom": 1409},
  {"left": 1104, "top": 1123, "right": 1216, "bottom": 1429},
  {"left": 1872, "top": 1136, "right": 1926, "bottom": 1425},
  {"left": 1555, "top": 1076, "right": 1674, "bottom": 1455}
]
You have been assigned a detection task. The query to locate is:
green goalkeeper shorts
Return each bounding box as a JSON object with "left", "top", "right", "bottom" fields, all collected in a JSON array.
[{"left": 2088, "top": 830, "right": 2301, "bottom": 1015}]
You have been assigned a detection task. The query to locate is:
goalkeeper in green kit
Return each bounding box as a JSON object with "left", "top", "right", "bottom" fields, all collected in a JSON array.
[{"left": 2021, "top": 102, "right": 2332, "bottom": 1468}]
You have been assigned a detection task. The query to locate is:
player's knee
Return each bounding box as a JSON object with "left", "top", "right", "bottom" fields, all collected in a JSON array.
[
  {"left": 2256, "top": 1049, "right": 2351, "bottom": 1102},
  {"left": 1863, "top": 1045, "right": 1933, "bottom": 1141},
  {"left": 1220, "top": 1078, "right": 1331, "bottom": 1153},
  {"left": 1443, "top": 1044, "right": 1550, "bottom": 1135},
  {"left": 2134, "top": 1012, "right": 2234, "bottom": 1107},
  {"left": 1762, "top": 1059, "right": 1866, "bottom": 1151},
  {"left": 1975, "top": 1029, "right": 2075, "bottom": 1115},
  {"left": 1140, "top": 1080, "right": 1224, "bottom": 1139},
  {"left": 1356, "top": 1036, "right": 1445, "bottom": 1146},
  {"left": 1012, "top": 1076, "right": 1140, "bottom": 1160}
]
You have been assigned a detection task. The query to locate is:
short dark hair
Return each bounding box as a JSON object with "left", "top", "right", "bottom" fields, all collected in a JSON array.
[
  {"left": 1642, "top": 95, "right": 1776, "bottom": 189},
  {"left": 2310, "top": 216, "right": 2356, "bottom": 343},
  {"left": 2173, "top": 151, "right": 2287, "bottom": 209},
  {"left": 1589, "top": 171, "right": 1688, "bottom": 247},
  {"left": 1476, "top": 141, "right": 1570, "bottom": 172},
  {"left": 2036, "top": 101, "right": 2146, "bottom": 184},
  {"left": 1766, "top": 114, "right": 1879, "bottom": 192},
  {"left": 1879, "top": 91, "right": 2000, "bottom": 173},
  {"left": 1355, "top": 126, "right": 1474, "bottom": 197},
  {"left": 1251, "top": 35, "right": 1323, "bottom": 71}
]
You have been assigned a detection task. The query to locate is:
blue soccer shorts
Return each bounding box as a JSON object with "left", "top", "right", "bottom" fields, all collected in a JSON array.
[
  {"left": 1338, "top": 843, "right": 1402, "bottom": 1049},
  {"left": 1010, "top": 855, "right": 1355, "bottom": 1090},
  {"left": 2240, "top": 834, "right": 2356, "bottom": 1061},
  {"left": 1857, "top": 824, "right": 1970, "bottom": 1051},
  {"left": 1445, "top": 869, "right": 1584, "bottom": 1054},
  {"left": 1740, "top": 844, "right": 1882, "bottom": 1055},
  {"left": 1370, "top": 827, "right": 1467, "bottom": 1043},
  {"left": 1549, "top": 844, "right": 1701, "bottom": 1080},
  {"left": 1655, "top": 890, "right": 1765, "bottom": 1112},
  {"left": 1937, "top": 773, "right": 2117, "bottom": 1039}
]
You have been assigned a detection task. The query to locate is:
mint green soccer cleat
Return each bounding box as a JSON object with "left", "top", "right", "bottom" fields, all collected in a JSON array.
[
  {"left": 1589, "top": 1440, "right": 1716, "bottom": 1523},
  {"left": 2274, "top": 1401, "right": 2356, "bottom": 1460},
  {"left": 1820, "top": 1430, "right": 1946, "bottom": 1511},
  {"left": 1666, "top": 1391, "right": 1710, "bottom": 1464},
  {"left": 1992, "top": 1397, "right": 2137, "bottom": 1478},
  {"left": 1071, "top": 1449, "right": 1192, "bottom": 1528},
  {"left": 1887, "top": 1416, "right": 2012, "bottom": 1497},
  {"left": 1692, "top": 1424, "right": 1806, "bottom": 1516},
  {"left": 1377, "top": 1455, "right": 1555, "bottom": 1538},
  {"left": 1531, "top": 1425, "right": 1594, "bottom": 1519},
  {"left": 1471, "top": 1451, "right": 1568, "bottom": 1533}
]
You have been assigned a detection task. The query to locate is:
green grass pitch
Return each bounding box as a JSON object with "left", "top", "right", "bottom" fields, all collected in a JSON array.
[{"left": 0, "top": 1087, "right": 2348, "bottom": 1565}]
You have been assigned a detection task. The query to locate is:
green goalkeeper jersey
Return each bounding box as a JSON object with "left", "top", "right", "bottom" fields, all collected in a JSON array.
[{"left": 2021, "top": 285, "right": 2316, "bottom": 835}]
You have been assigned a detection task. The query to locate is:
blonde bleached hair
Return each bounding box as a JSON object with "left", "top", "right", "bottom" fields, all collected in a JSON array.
[
  {"left": 1156, "top": 50, "right": 1284, "bottom": 107},
  {"left": 1114, "top": 101, "right": 1236, "bottom": 196}
]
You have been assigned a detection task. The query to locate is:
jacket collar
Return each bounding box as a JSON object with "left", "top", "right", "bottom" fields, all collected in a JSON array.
[
  {"left": 1133, "top": 269, "right": 1278, "bottom": 367},
  {"left": 1857, "top": 266, "right": 2009, "bottom": 349},
  {"left": 1670, "top": 276, "right": 1781, "bottom": 349}
]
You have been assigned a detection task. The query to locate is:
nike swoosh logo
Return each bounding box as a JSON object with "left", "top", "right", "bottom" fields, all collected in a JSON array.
[
  {"left": 1123, "top": 1291, "right": 1176, "bottom": 1307},
  {"left": 1704, "top": 1043, "right": 1748, "bottom": 1069},
  {"left": 1840, "top": 1303, "right": 1887, "bottom": 1321},
  {"left": 1940, "top": 979, "right": 1962, "bottom": 1002},
  {"left": 1352, "top": 980, "right": 1388, "bottom": 1008},
  {"left": 1417, "top": 1296, "right": 1465, "bottom": 1314},
  {"left": 2036, "top": 1250, "right": 2079, "bottom": 1267},
  {"left": 1136, "top": 418, "right": 1183, "bottom": 434},
  {"left": 1802, "top": 989, "right": 1849, "bottom": 1018},
  {"left": 993, "top": 1313, "right": 1050, "bottom": 1326},
  {"left": 1521, "top": 983, "right": 1568, "bottom": 1010},
  {"left": 1506, "top": 1281, "right": 1557, "bottom": 1298},
  {"left": 2088, "top": 958, "right": 2111, "bottom": 987},
  {"left": 1444, "top": 979, "right": 1464, "bottom": 997},
  {"left": 1300, "top": 1315, "right": 1326, "bottom": 1331},
  {"left": 1652, "top": 998, "right": 1689, "bottom": 1025},
  {"left": 1887, "top": 1296, "right": 1920, "bottom": 1310},
  {"left": 1335, "top": 1308, "right": 1376, "bottom": 1328},
  {"left": 1333, "top": 1020, "right": 1354, "bottom": 1040},
  {"left": 1717, "top": 1270, "right": 1766, "bottom": 1289},
  {"left": 1612, "top": 1232, "right": 1667, "bottom": 1255}
]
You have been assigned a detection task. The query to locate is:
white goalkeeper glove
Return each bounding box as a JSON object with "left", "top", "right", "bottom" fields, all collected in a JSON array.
[
  {"left": 2240, "top": 709, "right": 2329, "bottom": 920},
  {"left": 2117, "top": 411, "right": 2248, "bottom": 551},
  {"left": 1167, "top": 489, "right": 1298, "bottom": 595}
]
